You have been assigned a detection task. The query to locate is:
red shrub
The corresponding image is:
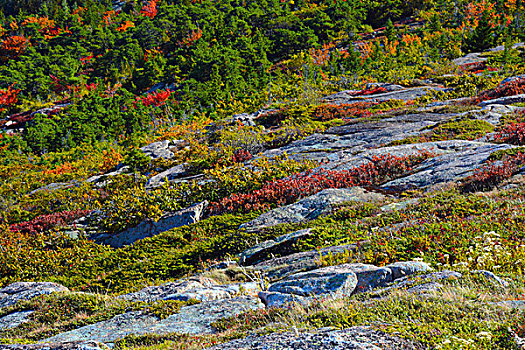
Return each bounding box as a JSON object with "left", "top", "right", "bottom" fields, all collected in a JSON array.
[
  {"left": 10, "top": 210, "right": 92, "bottom": 235},
  {"left": 313, "top": 102, "right": 377, "bottom": 121},
  {"left": 462, "top": 152, "right": 525, "bottom": 192},
  {"left": 469, "top": 78, "right": 525, "bottom": 105},
  {"left": 349, "top": 87, "right": 388, "bottom": 96},
  {"left": 492, "top": 123, "right": 525, "bottom": 145},
  {"left": 231, "top": 149, "right": 253, "bottom": 163},
  {"left": 140, "top": 90, "right": 171, "bottom": 107},
  {"left": 209, "top": 150, "right": 434, "bottom": 215}
]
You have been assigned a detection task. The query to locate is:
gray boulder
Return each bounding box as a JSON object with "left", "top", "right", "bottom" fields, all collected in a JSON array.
[
  {"left": 119, "top": 276, "right": 260, "bottom": 303},
  {"left": 240, "top": 229, "right": 314, "bottom": 266},
  {"left": 0, "top": 282, "right": 69, "bottom": 308},
  {"left": 118, "top": 276, "right": 218, "bottom": 302},
  {"left": 240, "top": 188, "right": 385, "bottom": 232},
  {"left": 85, "top": 166, "right": 130, "bottom": 188},
  {"left": 265, "top": 265, "right": 358, "bottom": 297},
  {"left": 93, "top": 201, "right": 208, "bottom": 247},
  {"left": 341, "top": 263, "right": 392, "bottom": 293},
  {"left": 386, "top": 261, "right": 433, "bottom": 280},
  {"left": 261, "top": 112, "right": 456, "bottom": 165},
  {"left": 373, "top": 270, "right": 463, "bottom": 297},
  {"left": 471, "top": 270, "right": 509, "bottom": 287},
  {"left": 140, "top": 139, "right": 186, "bottom": 161},
  {"left": 145, "top": 163, "right": 191, "bottom": 189},
  {"left": 452, "top": 52, "right": 487, "bottom": 66},
  {"left": 44, "top": 297, "right": 262, "bottom": 344}
]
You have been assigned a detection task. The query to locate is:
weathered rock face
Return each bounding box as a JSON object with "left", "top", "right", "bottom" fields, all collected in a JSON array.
[
  {"left": 323, "top": 86, "right": 447, "bottom": 105},
  {"left": 140, "top": 139, "right": 186, "bottom": 161},
  {"left": 119, "top": 277, "right": 260, "bottom": 303},
  {"left": 452, "top": 52, "right": 487, "bottom": 66},
  {"left": 85, "top": 166, "right": 131, "bottom": 188},
  {"left": 240, "top": 188, "right": 386, "bottom": 232},
  {"left": 207, "top": 326, "right": 426, "bottom": 350},
  {"left": 381, "top": 142, "right": 513, "bottom": 191},
  {"left": 43, "top": 297, "right": 262, "bottom": 344},
  {"left": 478, "top": 93, "right": 525, "bottom": 107},
  {"left": 92, "top": 201, "right": 208, "bottom": 247},
  {"left": 0, "top": 282, "right": 69, "bottom": 308},
  {"left": 471, "top": 270, "right": 509, "bottom": 287},
  {"left": 239, "top": 229, "right": 314, "bottom": 266},
  {"left": 145, "top": 163, "right": 191, "bottom": 189},
  {"left": 372, "top": 270, "right": 463, "bottom": 298},
  {"left": 0, "top": 311, "right": 34, "bottom": 331}
]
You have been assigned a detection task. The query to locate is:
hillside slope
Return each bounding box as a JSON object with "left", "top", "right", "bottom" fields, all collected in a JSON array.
[{"left": 0, "top": 0, "right": 525, "bottom": 349}]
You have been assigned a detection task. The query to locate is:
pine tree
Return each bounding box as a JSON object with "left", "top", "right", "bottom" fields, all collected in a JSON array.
[{"left": 463, "top": 10, "right": 494, "bottom": 53}]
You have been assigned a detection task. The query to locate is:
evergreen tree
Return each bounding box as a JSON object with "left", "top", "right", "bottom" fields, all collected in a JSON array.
[{"left": 463, "top": 10, "right": 494, "bottom": 53}]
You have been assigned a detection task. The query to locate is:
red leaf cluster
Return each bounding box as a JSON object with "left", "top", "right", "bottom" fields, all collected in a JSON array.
[
  {"left": 139, "top": 89, "right": 171, "bottom": 107},
  {"left": 0, "top": 35, "right": 31, "bottom": 61},
  {"left": 10, "top": 209, "right": 92, "bottom": 235},
  {"left": 0, "top": 84, "right": 20, "bottom": 112},
  {"left": 141, "top": 0, "right": 159, "bottom": 19},
  {"left": 209, "top": 150, "right": 434, "bottom": 215}
]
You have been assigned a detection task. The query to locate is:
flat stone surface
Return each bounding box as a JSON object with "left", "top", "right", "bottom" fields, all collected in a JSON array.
[
  {"left": 494, "top": 300, "right": 525, "bottom": 309},
  {"left": 44, "top": 297, "right": 262, "bottom": 344},
  {"left": 140, "top": 139, "right": 185, "bottom": 161},
  {"left": 0, "top": 310, "right": 34, "bottom": 330},
  {"left": 240, "top": 188, "right": 385, "bottom": 232},
  {"left": 478, "top": 94, "right": 525, "bottom": 107},
  {"left": 240, "top": 229, "right": 314, "bottom": 266},
  {"left": 85, "top": 166, "right": 130, "bottom": 188},
  {"left": 94, "top": 201, "right": 208, "bottom": 247},
  {"left": 261, "top": 113, "right": 455, "bottom": 164},
  {"left": 0, "top": 282, "right": 69, "bottom": 308},
  {"left": 207, "top": 326, "right": 426, "bottom": 350},
  {"left": 2, "top": 341, "right": 109, "bottom": 350},
  {"left": 452, "top": 52, "right": 487, "bottom": 66},
  {"left": 381, "top": 142, "right": 514, "bottom": 190}
]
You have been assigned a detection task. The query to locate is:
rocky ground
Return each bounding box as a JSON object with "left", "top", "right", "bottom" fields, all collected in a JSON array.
[{"left": 2, "top": 50, "right": 525, "bottom": 350}]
